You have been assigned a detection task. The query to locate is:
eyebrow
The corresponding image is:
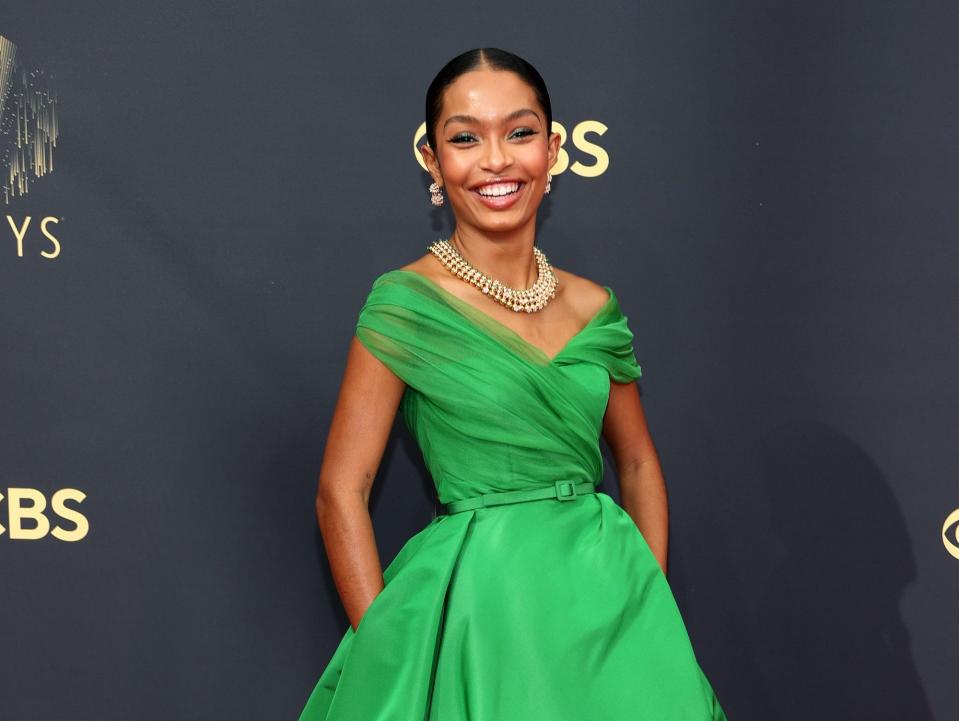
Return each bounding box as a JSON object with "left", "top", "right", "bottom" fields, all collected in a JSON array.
[{"left": 443, "top": 107, "right": 542, "bottom": 130}]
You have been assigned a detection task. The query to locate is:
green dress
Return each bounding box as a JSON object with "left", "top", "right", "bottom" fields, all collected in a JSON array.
[{"left": 297, "top": 269, "right": 728, "bottom": 721}]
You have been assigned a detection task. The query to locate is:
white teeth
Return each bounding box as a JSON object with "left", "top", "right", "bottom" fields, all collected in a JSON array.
[{"left": 476, "top": 182, "right": 521, "bottom": 197}]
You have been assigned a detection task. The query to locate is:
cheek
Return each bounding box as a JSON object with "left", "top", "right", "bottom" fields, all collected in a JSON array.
[
  {"left": 520, "top": 147, "right": 551, "bottom": 174},
  {"left": 440, "top": 157, "right": 471, "bottom": 186}
]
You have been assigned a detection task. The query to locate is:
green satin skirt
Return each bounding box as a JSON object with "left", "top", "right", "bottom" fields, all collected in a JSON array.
[{"left": 297, "top": 490, "right": 727, "bottom": 720}]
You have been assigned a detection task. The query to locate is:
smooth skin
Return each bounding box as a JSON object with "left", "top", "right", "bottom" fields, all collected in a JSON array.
[{"left": 315, "top": 64, "right": 668, "bottom": 633}]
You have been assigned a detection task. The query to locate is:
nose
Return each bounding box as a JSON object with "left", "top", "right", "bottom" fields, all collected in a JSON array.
[{"left": 480, "top": 136, "right": 512, "bottom": 173}]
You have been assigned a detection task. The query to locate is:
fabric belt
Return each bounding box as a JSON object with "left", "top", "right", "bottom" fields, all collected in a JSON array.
[{"left": 440, "top": 480, "right": 597, "bottom": 514}]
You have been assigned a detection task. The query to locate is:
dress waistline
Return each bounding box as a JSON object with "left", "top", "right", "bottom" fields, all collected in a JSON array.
[{"left": 438, "top": 480, "right": 597, "bottom": 515}]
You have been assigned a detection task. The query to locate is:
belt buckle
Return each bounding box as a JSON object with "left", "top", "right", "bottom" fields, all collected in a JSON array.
[{"left": 554, "top": 480, "right": 577, "bottom": 501}]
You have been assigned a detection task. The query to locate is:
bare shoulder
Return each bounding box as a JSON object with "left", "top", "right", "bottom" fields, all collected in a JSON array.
[
  {"left": 398, "top": 253, "right": 466, "bottom": 295},
  {"left": 552, "top": 266, "right": 612, "bottom": 319},
  {"left": 399, "top": 253, "right": 439, "bottom": 276}
]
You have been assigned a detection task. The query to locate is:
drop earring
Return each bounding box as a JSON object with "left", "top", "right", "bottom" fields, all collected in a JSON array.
[
  {"left": 429, "top": 181, "right": 445, "bottom": 206},
  {"left": 544, "top": 173, "right": 552, "bottom": 194}
]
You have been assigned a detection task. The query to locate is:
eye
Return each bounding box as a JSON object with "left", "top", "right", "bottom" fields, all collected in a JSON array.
[
  {"left": 510, "top": 128, "right": 537, "bottom": 139},
  {"left": 449, "top": 132, "right": 477, "bottom": 144}
]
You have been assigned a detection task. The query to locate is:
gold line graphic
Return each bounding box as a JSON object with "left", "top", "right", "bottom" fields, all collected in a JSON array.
[{"left": 0, "top": 34, "right": 59, "bottom": 204}]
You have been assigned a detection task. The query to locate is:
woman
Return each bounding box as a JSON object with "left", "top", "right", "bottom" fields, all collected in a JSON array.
[{"left": 297, "top": 47, "right": 727, "bottom": 720}]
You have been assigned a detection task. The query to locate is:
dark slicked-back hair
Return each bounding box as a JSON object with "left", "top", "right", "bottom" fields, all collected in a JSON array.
[{"left": 424, "top": 47, "right": 552, "bottom": 153}]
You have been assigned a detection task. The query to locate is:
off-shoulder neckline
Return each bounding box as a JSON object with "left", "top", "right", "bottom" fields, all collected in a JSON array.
[{"left": 380, "top": 269, "right": 617, "bottom": 365}]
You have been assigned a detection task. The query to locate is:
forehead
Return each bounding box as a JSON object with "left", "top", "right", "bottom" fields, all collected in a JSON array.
[{"left": 440, "top": 68, "right": 542, "bottom": 123}]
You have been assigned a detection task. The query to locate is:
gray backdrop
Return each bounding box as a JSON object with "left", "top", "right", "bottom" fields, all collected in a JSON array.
[{"left": 1, "top": 1, "right": 956, "bottom": 720}]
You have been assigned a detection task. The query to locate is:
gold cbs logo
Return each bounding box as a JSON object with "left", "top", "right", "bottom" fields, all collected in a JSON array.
[
  {"left": 412, "top": 120, "right": 610, "bottom": 178},
  {"left": 943, "top": 508, "right": 959, "bottom": 560},
  {"left": 0, "top": 488, "right": 88, "bottom": 541}
]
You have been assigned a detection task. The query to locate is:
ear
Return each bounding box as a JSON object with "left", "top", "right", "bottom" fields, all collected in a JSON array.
[
  {"left": 420, "top": 143, "right": 443, "bottom": 186},
  {"left": 546, "top": 129, "right": 561, "bottom": 173}
]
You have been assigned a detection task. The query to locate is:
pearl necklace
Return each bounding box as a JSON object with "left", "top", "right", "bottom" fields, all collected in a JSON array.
[{"left": 427, "top": 238, "right": 559, "bottom": 313}]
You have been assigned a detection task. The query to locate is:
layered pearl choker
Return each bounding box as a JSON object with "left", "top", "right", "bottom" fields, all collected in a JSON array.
[{"left": 427, "top": 238, "right": 559, "bottom": 313}]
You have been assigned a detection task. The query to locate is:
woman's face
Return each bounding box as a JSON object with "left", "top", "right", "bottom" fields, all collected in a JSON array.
[{"left": 421, "top": 66, "right": 560, "bottom": 237}]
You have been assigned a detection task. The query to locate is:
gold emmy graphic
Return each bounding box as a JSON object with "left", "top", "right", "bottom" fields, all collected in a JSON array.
[
  {"left": 1, "top": 34, "right": 62, "bottom": 259},
  {"left": 0, "top": 35, "right": 60, "bottom": 204}
]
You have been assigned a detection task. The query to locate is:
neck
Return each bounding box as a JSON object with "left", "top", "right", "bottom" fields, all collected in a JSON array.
[{"left": 447, "top": 223, "right": 539, "bottom": 289}]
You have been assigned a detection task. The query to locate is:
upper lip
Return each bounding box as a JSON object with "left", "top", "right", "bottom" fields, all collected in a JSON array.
[{"left": 470, "top": 177, "right": 526, "bottom": 191}]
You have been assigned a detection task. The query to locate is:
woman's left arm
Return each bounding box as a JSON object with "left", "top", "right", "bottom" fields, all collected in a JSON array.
[{"left": 602, "top": 379, "right": 669, "bottom": 576}]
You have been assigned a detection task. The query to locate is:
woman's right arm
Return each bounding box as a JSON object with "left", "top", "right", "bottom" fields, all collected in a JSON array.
[{"left": 315, "top": 334, "right": 407, "bottom": 632}]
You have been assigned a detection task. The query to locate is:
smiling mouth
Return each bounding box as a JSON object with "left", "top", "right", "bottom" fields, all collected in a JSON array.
[{"left": 473, "top": 181, "right": 524, "bottom": 198}]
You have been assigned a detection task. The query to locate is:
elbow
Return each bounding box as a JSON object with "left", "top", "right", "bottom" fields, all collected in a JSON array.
[
  {"left": 314, "top": 482, "right": 341, "bottom": 519},
  {"left": 315, "top": 475, "right": 369, "bottom": 518},
  {"left": 314, "top": 473, "right": 338, "bottom": 511},
  {"left": 314, "top": 488, "right": 344, "bottom": 530},
  {"left": 314, "top": 492, "right": 327, "bottom": 520}
]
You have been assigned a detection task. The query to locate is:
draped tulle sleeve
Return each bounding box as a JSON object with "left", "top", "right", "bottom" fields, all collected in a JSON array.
[
  {"left": 556, "top": 289, "right": 644, "bottom": 383},
  {"left": 600, "top": 305, "right": 644, "bottom": 383},
  {"left": 353, "top": 271, "right": 477, "bottom": 393},
  {"left": 607, "top": 334, "right": 643, "bottom": 383},
  {"left": 354, "top": 273, "right": 430, "bottom": 391}
]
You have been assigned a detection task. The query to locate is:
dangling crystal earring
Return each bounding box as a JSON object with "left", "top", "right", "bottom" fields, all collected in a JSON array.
[
  {"left": 429, "top": 181, "right": 445, "bottom": 206},
  {"left": 544, "top": 173, "right": 552, "bottom": 194}
]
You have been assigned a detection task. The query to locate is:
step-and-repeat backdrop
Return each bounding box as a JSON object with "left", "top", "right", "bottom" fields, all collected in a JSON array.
[{"left": 1, "top": 2, "right": 956, "bottom": 719}]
